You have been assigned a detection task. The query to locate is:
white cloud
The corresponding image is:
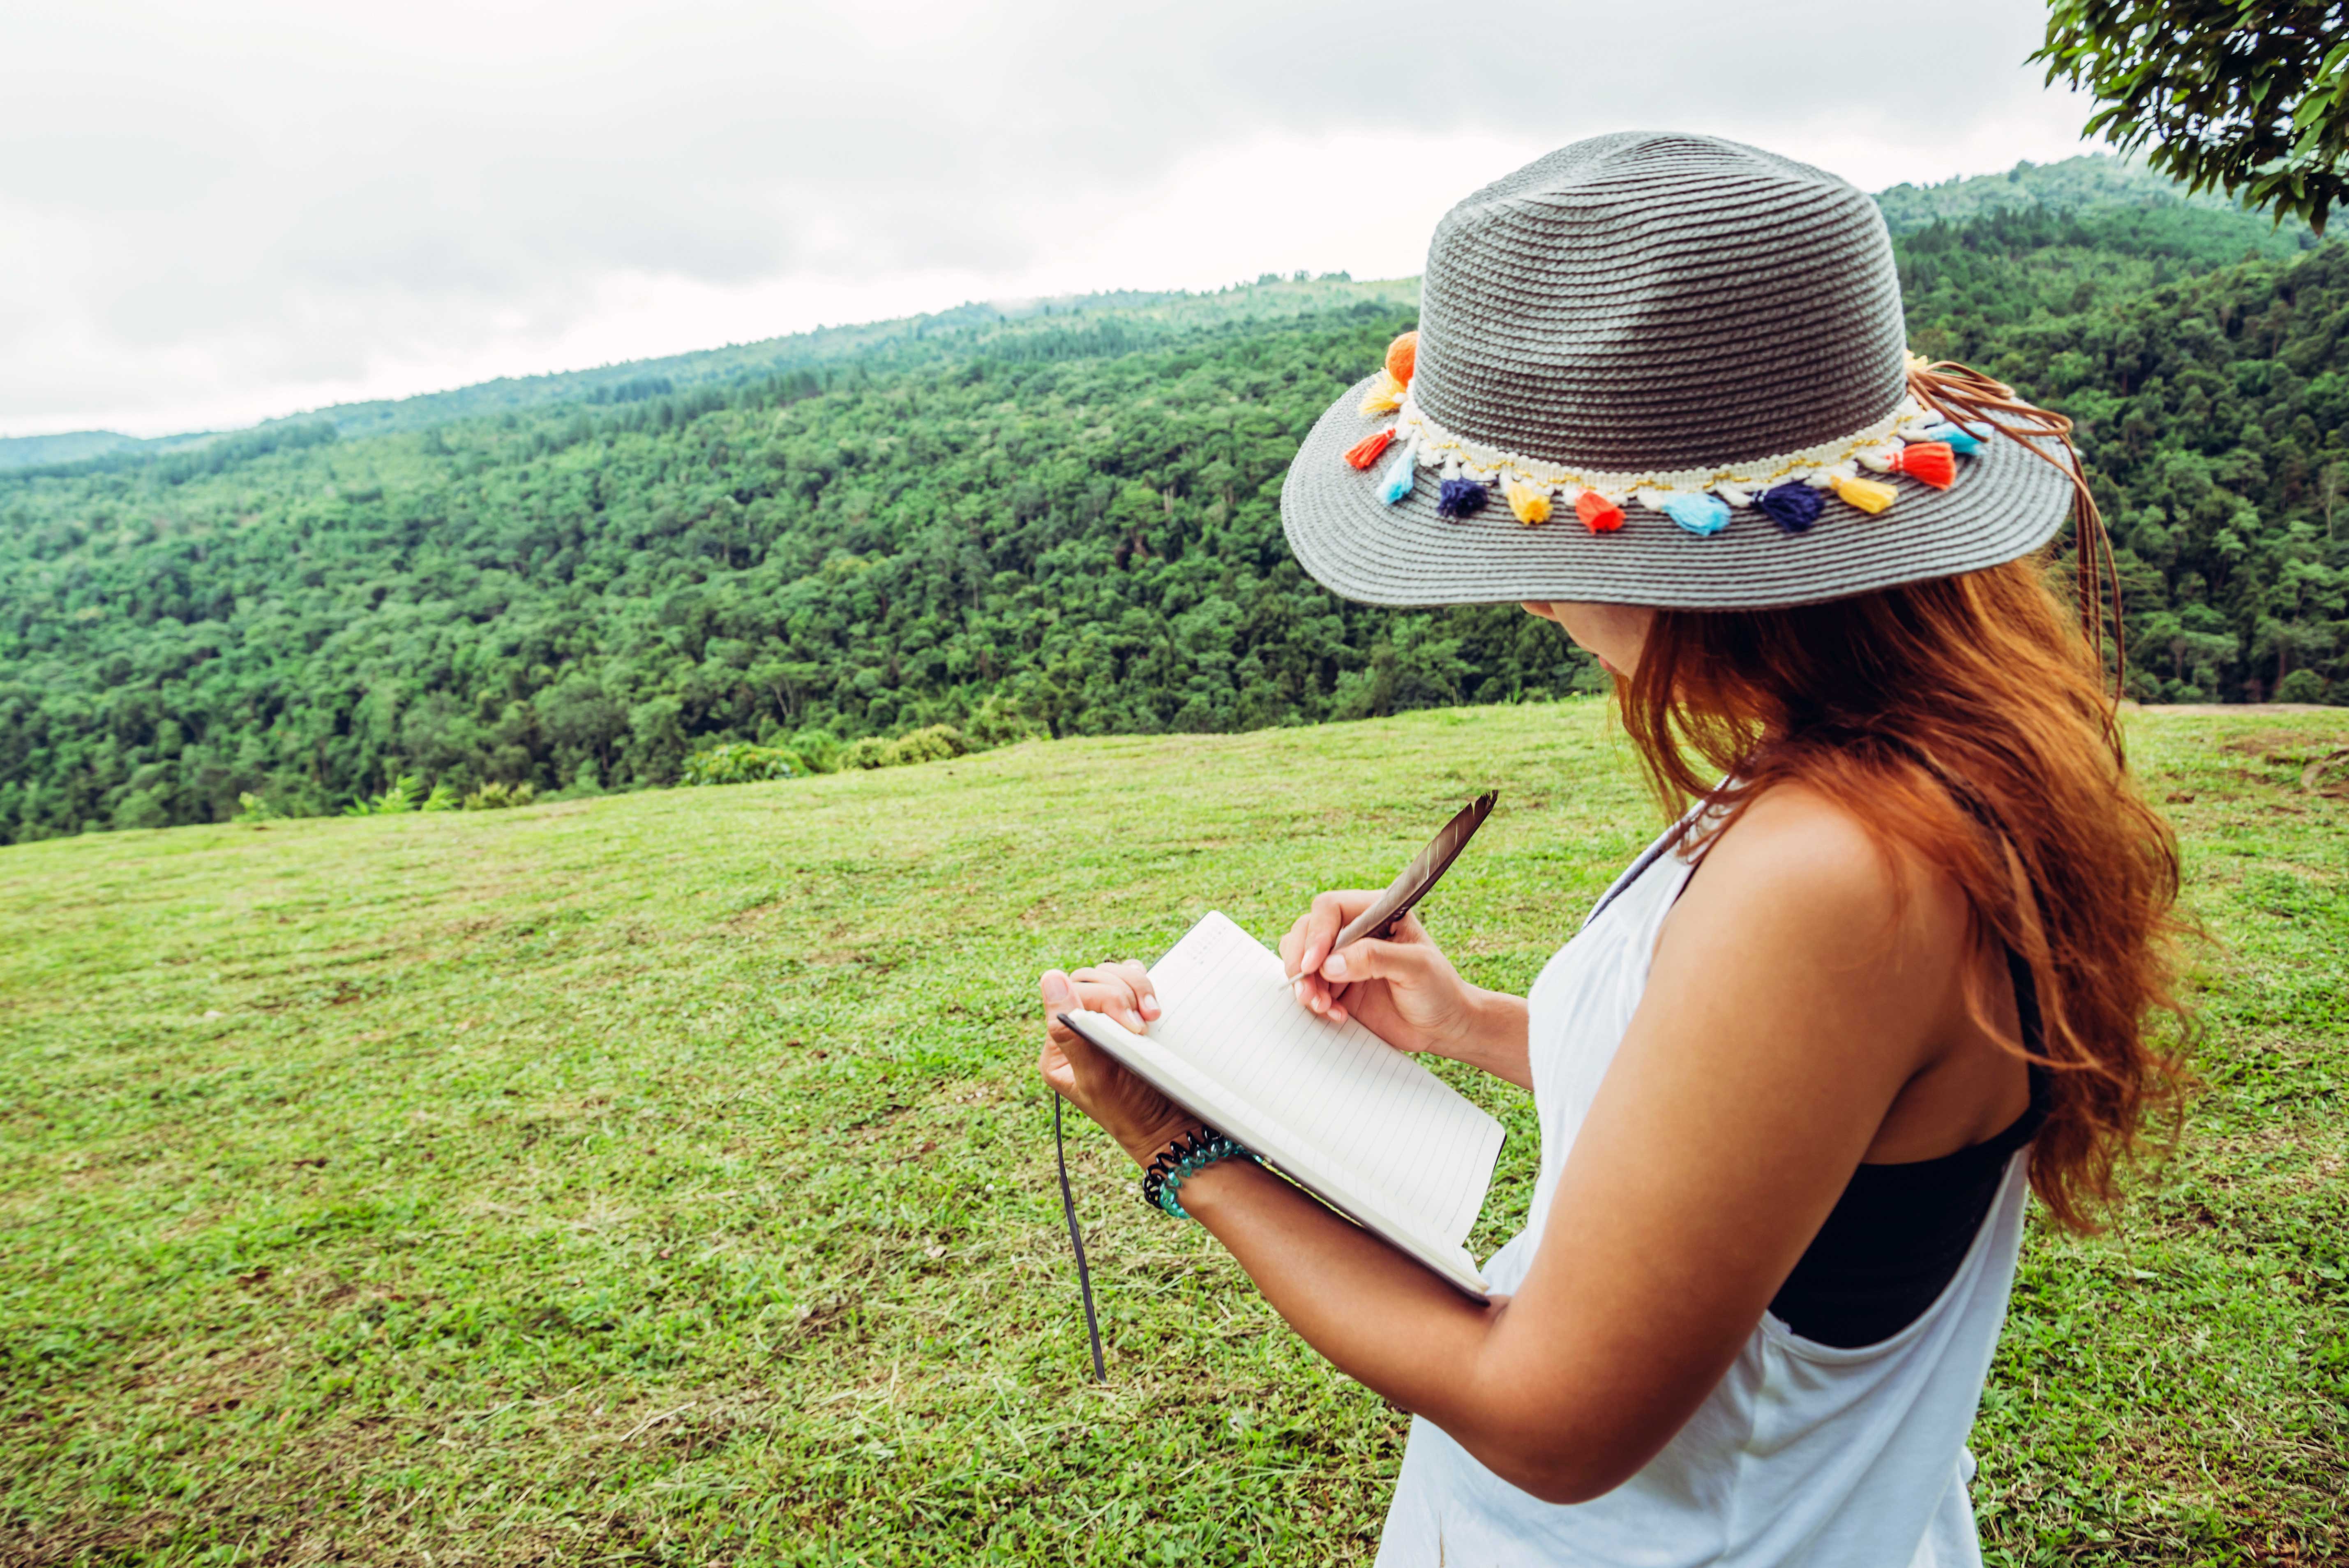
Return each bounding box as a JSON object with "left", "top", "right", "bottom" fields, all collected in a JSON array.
[{"left": 0, "top": 0, "right": 2101, "bottom": 437}]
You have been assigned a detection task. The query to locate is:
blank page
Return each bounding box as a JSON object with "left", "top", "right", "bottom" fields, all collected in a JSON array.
[{"left": 1145, "top": 912, "right": 1503, "bottom": 1250}]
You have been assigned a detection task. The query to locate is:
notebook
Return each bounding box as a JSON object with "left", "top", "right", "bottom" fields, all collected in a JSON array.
[{"left": 1059, "top": 910, "right": 1506, "bottom": 1296}]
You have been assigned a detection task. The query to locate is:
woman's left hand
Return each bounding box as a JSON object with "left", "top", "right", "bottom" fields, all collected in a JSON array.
[{"left": 1037, "top": 964, "right": 1197, "bottom": 1166}]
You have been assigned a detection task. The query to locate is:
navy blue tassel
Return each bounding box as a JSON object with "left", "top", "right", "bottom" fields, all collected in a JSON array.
[
  {"left": 1757, "top": 483, "right": 1824, "bottom": 533},
  {"left": 1437, "top": 477, "right": 1488, "bottom": 519}
]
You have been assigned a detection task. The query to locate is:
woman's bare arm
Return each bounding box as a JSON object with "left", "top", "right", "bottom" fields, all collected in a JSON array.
[{"left": 1044, "top": 788, "right": 1985, "bottom": 1504}]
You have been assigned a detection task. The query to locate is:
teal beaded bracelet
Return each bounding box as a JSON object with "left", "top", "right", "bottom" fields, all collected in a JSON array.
[{"left": 1140, "top": 1126, "right": 1257, "bottom": 1220}]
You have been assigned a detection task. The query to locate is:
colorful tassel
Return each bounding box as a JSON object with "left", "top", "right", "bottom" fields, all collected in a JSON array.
[
  {"left": 1502, "top": 478, "right": 1551, "bottom": 526},
  {"left": 1359, "top": 370, "right": 1405, "bottom": 416},
  {"left": 1830, "top": 473, "right": 1898, "bottom": 514},
  {"left": 1344, "top": 428, "right": 1396, "bottom": 470},
  {"left": 1385, "top": 331, "right": 1419, "bottom": 387},
  {"left": 1437, "top": 476, "right": 1488, "bottom": 519},
  {"left": 1757, "top": 483, "right": 1823, "bottom": 533},
  {"left": 1575, "top": 491, "right": 1624, "bottom": 533},
  {"left": 1378, "top": 447, "right": 1416, "bottom": 505},
  {"left": 1918, "top": 422, "right": 1982, "bottom": 456},
  {"left": 1661, "top": 492, "right": 1731, "bottom": 536},
  {"left": 1890, "top": 440, "right": 1956, "bottom": 489}
]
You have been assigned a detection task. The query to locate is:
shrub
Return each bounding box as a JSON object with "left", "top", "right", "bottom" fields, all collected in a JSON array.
[
  {"left": 681, "top": 743, "right": 801, "bottom": 786},
  {"left": 420, "top": 782, "right": 460, "bottom": 812},
  {"left": 233, "top": 791, "right": 279, "bottom": 823},
  {"left": 344, "top": 775, "right": 422, "bottom": 816},
  {"left": 788, "top": 728, "right": 844, "bottom": 773},
  {"left": 2276, "top": 668, "right": 2331, "bottom": 703},
  {"left": 884, "top": 725, "right": 970, "bottom": 766},
  {"left": 462, "top": 781, "right": 538, "bottom": 810},
  {"left": 965, "top": 695, "right": 1045, "bottom": 748},
  {"left": 837, "top": 737, "right": 894, "bottom": 770}
]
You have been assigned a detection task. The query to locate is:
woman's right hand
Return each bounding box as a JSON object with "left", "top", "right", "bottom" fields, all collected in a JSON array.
[
  {"left": 1280, "top": 894, "right": 1479, "bottom": 1058},
  {"left": 1284, "top": 896, "right": 1533, "bottom": 1086}
]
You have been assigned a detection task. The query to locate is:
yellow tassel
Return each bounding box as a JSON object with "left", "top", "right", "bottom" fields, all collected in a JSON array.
[
  {"left": 1358, "top": 370, "right": 1405, "bottom": 415},
  {"left": 1503, "top": 479, "right": 1551, "bottom": 525},
  {"left": 1830, "top": 473, "right": 1897, "bottom": 514}
]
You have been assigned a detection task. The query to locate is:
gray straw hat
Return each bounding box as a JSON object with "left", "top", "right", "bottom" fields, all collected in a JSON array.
[{"left": 1279, "top": 132, "right": 2077, "bottom": 609}]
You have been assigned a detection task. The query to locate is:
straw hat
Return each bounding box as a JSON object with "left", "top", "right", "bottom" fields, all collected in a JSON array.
[{"left": 1279, "top": 132, "right": 2081, "bottom": 609}]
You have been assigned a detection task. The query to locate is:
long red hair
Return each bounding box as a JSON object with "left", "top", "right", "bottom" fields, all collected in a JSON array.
[{"left": 1620, "top": 559, "right": 2188, "bottom": 1231}]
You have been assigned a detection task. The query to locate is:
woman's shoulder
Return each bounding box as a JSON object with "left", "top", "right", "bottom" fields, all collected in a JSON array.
[{"left": 1687, "top": 781, "right": 1970, "bottom": 953}]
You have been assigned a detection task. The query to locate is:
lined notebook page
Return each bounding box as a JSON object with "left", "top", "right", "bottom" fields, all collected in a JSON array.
[{"left": 1144, "top": 912, "right": 1503, "bottom": 1250}]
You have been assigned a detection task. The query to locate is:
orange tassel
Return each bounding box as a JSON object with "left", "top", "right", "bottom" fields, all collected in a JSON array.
[
  {"left": 1345, "top": 428, "right": 1396, "bottom": 470},
  {"left": 1891, "top": 440, "right": 1955, "bottom": 489},
  {"left": 1575, "top": 491, "right": 1624, "bottom": 533},
  {"left": 1386, "top": 330, "right": 1419, "bottom": 387}
]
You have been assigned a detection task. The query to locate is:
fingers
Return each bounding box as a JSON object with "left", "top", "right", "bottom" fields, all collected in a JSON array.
[
  {"left": 1069, "top": 964, "right": 1148, "bottom": 1032},
  {"left": 1279, "top": 913, "right": 1308, "bottom": 976},
  {"left": 1285, "top": 890, "right": 1384, "bottom": 980},
  {"left": 1040, "top": 969, "right": 1083, "bottom": 1044},
  {"left": 1297, "top": 936, "right": 1429, "bottom": 1024},
  {"left": 1038, "top": 969, "right": 1113, "bottom": 1090},
  {"left": 1317, "top": 936, "right": 1427, "bottom": 992},
  {"left": 1113, "top": 958, "right": 1161, "bottom": 1025},
  {"left": 1045, "top": 963, "right": 1156, "bottom": 1034},
  {"left": 1296, "top": 890, "right": 1349, "bottom": 980}
]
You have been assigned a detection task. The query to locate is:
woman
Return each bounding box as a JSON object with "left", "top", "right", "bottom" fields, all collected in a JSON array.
[{"left": 1036, "top": 134, "right": 2184, "bottom": 1566}]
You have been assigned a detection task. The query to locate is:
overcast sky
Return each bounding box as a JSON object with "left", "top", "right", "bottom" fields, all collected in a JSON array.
[{"left": 1, "top": 0, "right": 2104, "bottom": 438}]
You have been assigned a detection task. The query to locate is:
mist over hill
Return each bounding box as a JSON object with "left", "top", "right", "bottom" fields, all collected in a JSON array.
[{"left": 0, "top": 157, "right": 2342, "bottom": 841}]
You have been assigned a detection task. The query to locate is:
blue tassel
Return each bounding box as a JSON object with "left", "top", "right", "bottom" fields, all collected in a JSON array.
[
  {"left": 1756, "top": 483, "right": 1824, "bottom": 533},
  {"left": 1919, "top": 422, "right": 1983, "bottom": 456},
  {"left": 1437, "top": 477, "right": 1488, "bottom": 519},
  {"left": 1378, "top": 448, "right": 1416, "bottom": 505},
  {"left": 1661, "top": 492, "right": 1730, "bottom": 537}
]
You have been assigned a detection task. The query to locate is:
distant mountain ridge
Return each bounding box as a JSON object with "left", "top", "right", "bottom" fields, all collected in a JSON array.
[
  {"left": 2, "top": 154, "right": 2309, "bottom": 475},
  {"left": 1874, "top": 153, "right": 2316, "bottom": 241},
  {"left": 0, "top": 275, "right": 1414, "bottom": 473}
]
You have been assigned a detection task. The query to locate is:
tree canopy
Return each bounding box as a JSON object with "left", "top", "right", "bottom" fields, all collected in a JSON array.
[{"left": 1, "top": 161, "right": 2342, "bottom": 844}]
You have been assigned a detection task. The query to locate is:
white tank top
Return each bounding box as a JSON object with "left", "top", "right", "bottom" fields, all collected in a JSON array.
[{"left": 1375, "top": 812, "right": 2032, "bottom": 1568}]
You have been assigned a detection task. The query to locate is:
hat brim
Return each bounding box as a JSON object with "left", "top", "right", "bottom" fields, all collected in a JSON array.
[{"left": 1281, "top": 374, "right": 2077, "bottom": 610}]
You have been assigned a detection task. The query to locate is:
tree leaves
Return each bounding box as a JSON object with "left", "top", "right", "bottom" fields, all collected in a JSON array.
[{"left": 2036, "top": 0, "right": 2349, "bottom": 232}]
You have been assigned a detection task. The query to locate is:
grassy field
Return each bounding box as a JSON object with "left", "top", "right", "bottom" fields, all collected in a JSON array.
[{"left": 2, "top": 703, "right": 2343, "bottom": 1567}]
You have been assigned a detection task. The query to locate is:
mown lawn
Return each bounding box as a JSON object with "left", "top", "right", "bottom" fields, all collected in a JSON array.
[{"left": 2, "top": 703, "right": 2343, "bottom": 1567}]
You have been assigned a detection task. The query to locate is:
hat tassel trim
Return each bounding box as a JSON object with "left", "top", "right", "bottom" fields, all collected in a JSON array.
[
  {"left": 1375, "top": 388, "right": 1980, "bottom": 528},
  {"left": 1343, "top": 325, "right": 2000, "bottom": 531}
]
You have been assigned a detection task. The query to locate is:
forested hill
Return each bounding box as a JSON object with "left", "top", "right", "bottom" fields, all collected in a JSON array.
[
  {"left": 0, "top": 276, "right": 1416, "bottom": 468},
  {"left": 2, "top": 162, "right": 2346, "bottom": 841}
]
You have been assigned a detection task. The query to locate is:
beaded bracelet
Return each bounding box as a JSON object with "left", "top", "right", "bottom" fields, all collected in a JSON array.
[{"left": 1139, "top": 1125, "right": 1258, "bottom": 1220}]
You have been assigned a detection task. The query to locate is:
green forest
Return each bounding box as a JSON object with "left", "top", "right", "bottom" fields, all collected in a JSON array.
[{"left": 1, "top": 158, "right": 2344, "bottom": 841}]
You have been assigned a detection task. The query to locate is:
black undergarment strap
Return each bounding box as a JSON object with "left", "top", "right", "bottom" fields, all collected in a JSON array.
[{"left": 1053, "top": 1095, "right": 1108, "bottom": 1383}]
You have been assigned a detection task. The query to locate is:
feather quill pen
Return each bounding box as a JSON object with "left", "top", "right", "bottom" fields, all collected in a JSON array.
[{"left": 1330, "top": 792, "right": 1497, "bottom": 953}]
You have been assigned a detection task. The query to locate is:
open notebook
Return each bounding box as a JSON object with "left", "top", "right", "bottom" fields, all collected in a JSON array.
[{"left": 1061, "top": 911, "right": 1505, "bottom": 1296}]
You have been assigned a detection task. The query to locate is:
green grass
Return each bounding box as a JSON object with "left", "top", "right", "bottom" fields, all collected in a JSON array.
[{"left": 2, "top": 703, "right": 2342, "bottom": 1566}]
